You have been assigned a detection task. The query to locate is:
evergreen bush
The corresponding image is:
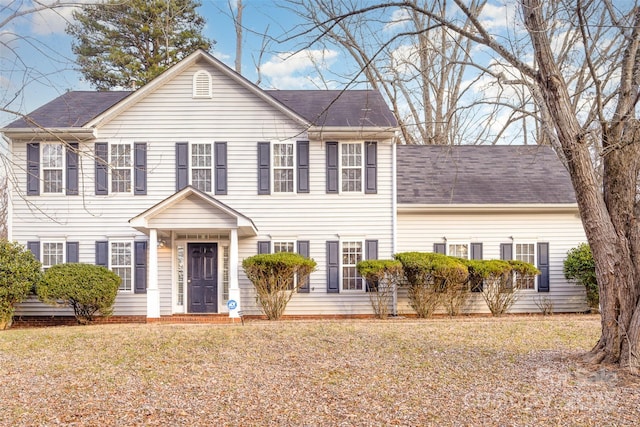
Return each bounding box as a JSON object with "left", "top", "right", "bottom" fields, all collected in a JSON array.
[
  {"left": 0, "top": 240, "right": 42, "bottom": 329},
  {"left": 38, "top": 263, "right": 120, "bottom": 324},
  {"left": 242, "top": 252, "right": 316, "bottom": 320}
]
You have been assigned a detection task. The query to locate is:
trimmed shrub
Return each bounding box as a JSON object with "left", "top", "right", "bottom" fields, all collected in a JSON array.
[
  {"left": 242, "top": 252, "right": 316, "bottom": 320},
  {"left": 466, "top": 259, "right": 539, "bottom": 316},
  {"left": 395, "top": 252, "right": 468, "bottom": 317},
  {"left": 37, "top": 263, "right": 120, "bottom": 325},
  {"left": 563, "top": 243, "right": 598, "bottom": 311},
  {"left": 0, "top": 240, "right": 42, "bottom": 329},
  {"left": 357, "top": 259, "right": 403, "bottom": 319}
]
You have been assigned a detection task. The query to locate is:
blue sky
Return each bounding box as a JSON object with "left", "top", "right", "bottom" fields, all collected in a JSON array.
[{"left": 0, "top": 0, "right": 345, "bottom": 126}]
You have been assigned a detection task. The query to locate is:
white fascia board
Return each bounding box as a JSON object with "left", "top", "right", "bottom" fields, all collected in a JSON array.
[{"left": 397, "top": 203, "right": 580, "bottom": 214}]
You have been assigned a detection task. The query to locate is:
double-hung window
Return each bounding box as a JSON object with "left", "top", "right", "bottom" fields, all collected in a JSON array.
[
  {"left": 449, "top": 243, "right": 469, "bottom": 259},
  {"left": 273, "top": 142, "right": 294, "bottom": 193},
  {"left": 110, "top": 241, "right": 133, "bottom": 292},
  {"left": 341, "top": 143, "right": 362, "bottom": 192},
  {"left": 191, "top": 143, "right": 213, "bottom": 192},
  {"left": 42, "top": 143, "right": 64, "bottom": 193},
  {"left": 110, "top": 144, "right": 132, "bottom": 193},
  {"left": 342, "top": 241, "right": 363, "bottom": 291},
  {"left": 42, "top": 242, "right": 64, "bottom": 270},
  {"left": 515, "top": 243, "right": 536, "bottom": 290},
  {"left": 273, "top": 241, "right": 295, "bottom": 289}
]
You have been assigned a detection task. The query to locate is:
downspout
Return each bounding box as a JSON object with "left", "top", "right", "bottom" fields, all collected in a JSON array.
[
  {"left": 391, "top": 140, "right": 398, "bottom": 316},
  {"left": 1, "top": 133, "right": 13, "bottom": 241}
]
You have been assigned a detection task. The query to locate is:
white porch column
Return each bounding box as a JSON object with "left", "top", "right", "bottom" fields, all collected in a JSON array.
[
  {"left": 147, "top": 228, "right": 160, "bottom": 318},
  {"left": 228, "top": 228, "right": 241, "bottom": 318}
]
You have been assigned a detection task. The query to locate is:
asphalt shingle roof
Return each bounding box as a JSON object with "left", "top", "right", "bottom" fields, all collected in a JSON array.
[
  {"left": 5, "top": 89, "right": 397, "bottom": 129},
  {"left": 397, "top": 145, "right": 577, "bottom": 204},
  {"left": 5, "top": 91, "right": 132, "bottom": 128},
  {"left": 266, "top": 90, "right": 397, "bottom": 128}
]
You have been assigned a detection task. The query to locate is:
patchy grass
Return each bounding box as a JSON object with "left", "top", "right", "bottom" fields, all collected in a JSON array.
[{"left": 0, "top": 315, "right": 637, "bottom": 426}]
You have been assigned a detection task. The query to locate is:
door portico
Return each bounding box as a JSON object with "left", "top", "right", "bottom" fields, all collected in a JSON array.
[{"left": 129, "top": 186, "right": 258, "bottom": 318}]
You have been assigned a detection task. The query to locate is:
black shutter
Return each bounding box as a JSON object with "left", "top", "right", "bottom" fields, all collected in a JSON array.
[
  {"left": 500, "top": 243, "right": 513, "bottom": 260},
  {"left": 26, "top": 143, "right": 40, "bottom": 196},
  {"left": 27, "top": 241, "right": 40, "bottom": 260},
  {"left": 134, "top": 142, "right": 147, "bottom": 195},
  {"left": 257, "top": 241, "right": 271, "bottom": 254},
  {"left": 326, "top": 142, "right": 338, "bottom": 193},
  {"left": 95, "top": 142, "right": 108, "bottom": 195},
  {"left": 258, "top": 142, "right": 270, "bottom": 195},
  {"left": 176, "top": 142, "right": 189, "bottom": 191},
  {"left": 537, "top": 242, "right": 550, "bottom": 292},
  {"left": 365, "top": 240, "right": 379, "bottom": 292},
  {"left": 134, "top": 241, "right": 147, "bottom": 294},
  {"left": 66, "top": 242, "right": 79, "bottom": 263},
  {"left": 326, "top": 241, "right": 340, "bottom": 293},
  {"left": 297, "top": 240, "right": 310, "bottom": 293},
  {"left": 95, "top": 241, "right": 108, "bottom": 266},
  {"left": 66, "top": 143, "right": 79, "bottom": 195},
  {"left": 297, "top": 140, "right": 309, "bottom": 193},
  {"left": 365, "top": 141, "right": 377, "bottom": 194},
  {"left": 470, "top": 243, "right": 483, "bottom": 292},
  {"left": 215, "top": 141, "right": 227, "bottom": 195},
  {"left": 434, "top": 243, "right": 446, "bottom": 254},
  {"left": 470, "top": 243, "right": 483, "bottom": 260}
]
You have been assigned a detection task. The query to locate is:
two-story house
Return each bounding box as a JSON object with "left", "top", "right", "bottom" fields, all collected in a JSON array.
[{"left": 2, "top": 50, "right": 589, "bottom": 321}]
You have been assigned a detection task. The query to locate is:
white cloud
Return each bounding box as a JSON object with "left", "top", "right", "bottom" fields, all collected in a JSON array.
[
  {"left": 261, "top": 49, "right": 339, "bottom": 89},
  {"left": 478, "top": 2, "right": 518, "bottom": 31},
  {"left": 384, "top": 8, "right": 411, "bottom": 32},
  {"left": 28, "top": 4, "right": 80, "bottom": 35}
]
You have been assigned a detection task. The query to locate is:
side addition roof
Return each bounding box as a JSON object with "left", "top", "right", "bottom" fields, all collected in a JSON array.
[{"left": 397, "top": 145, "right": 577, "bottom": 205}]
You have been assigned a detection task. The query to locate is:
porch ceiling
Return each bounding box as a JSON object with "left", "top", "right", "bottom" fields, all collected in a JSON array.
[{"left": 129, "top": 186, "right": 258, "bottom": 237}]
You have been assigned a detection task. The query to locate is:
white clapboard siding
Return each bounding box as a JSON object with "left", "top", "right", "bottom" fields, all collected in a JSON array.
[
  {"left": 11, "top": 61, "right": 395, "bottom": 317},
  {"left": 396, "top": 209, "right": 589, "bottom": 314}
]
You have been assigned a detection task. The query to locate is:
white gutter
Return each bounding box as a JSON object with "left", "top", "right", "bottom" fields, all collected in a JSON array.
[
  {"left": 398, "top": 203, "right": 579, "bottom": 214},
  {"left": 1, "top": 128, "right": 96, "bottom": 140},
  {"left": 308, "top": 126, "right": 397, "bottom": 141}
]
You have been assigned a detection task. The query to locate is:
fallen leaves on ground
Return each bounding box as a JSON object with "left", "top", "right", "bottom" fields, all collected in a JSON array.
[{"left": 0, "top": 314, "right": 637, "bottom": 426}]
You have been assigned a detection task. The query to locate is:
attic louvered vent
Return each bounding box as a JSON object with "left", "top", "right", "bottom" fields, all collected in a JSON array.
[{"left": 193, "top": 70, "right": 212, "bottom": 98}]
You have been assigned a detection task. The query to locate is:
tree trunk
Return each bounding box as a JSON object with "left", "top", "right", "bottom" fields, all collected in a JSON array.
[{"left": 523, "top": 0, "right": 640, "bottom": 370}]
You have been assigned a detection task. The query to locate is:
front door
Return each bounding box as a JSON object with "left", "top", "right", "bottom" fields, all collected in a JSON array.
[{"left": 188, "top": 243, "right": 218, "bottom": 313}]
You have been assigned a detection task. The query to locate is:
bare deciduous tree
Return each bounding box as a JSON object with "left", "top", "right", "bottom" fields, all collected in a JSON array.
[
  {"left": 296, "top": 0, "right": 640, "bottom": 371},
  {"left": 286, "top": 0, "right": 540, "bottom": 145}
]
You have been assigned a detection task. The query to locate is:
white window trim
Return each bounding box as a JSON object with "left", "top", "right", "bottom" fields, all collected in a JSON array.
[
  {"left": 339, "top": 141, "right": 364, "bottom": 194},
  {"left": 193, "top": 70, "right": 212, "bottom": 98},
  {"left": 271, "top": 140, "right": 296, "bottom": 194},
  {"left": 513, "top": 241, "right": 537, "bottom": 291},
  {"left": 447, "top": 242, "right": 470, "bottom": 259},
  {"left": 41, "top": 240, "right": 66, "bottom": 270},
  {"left": 109, "top": 240, "right": 134, "bottom": 293},
  {"left": 189, "top": 142, "right": 213, "bottom": 193},
  {"left": 41, "top": 142, "right": 65, "bottom": 195},
  {"left": 109, "top": 143, "right": 133, "bottom": 194},
  {"left": 340, "top": 239, "right": 365, "bottom": 292}
]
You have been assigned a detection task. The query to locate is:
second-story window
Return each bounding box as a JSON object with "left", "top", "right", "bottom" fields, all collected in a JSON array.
[
  {"left": 341, "top": 143, "right": 362, "bottom": 192},
  {"left": 273, "top": 142, "right": 294, "bottom": 193},
  {"left": 111, "top": 144, "right": 132, "bottom": 193},
  {"left": 191, "top": 143, "right": 212, "bottom": 192},
  {"left": 42, "top": 143, "right": 64, "bottom": 193}
]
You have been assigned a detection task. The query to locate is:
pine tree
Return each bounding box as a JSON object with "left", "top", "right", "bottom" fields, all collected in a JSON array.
[{"left": 67, "top": 0, "right": 213, "bottom": 90}]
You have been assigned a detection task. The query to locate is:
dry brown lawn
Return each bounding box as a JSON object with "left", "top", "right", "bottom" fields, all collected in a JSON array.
[{"left": 0, "top": 315, "right": 638, "bottom": 426}]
